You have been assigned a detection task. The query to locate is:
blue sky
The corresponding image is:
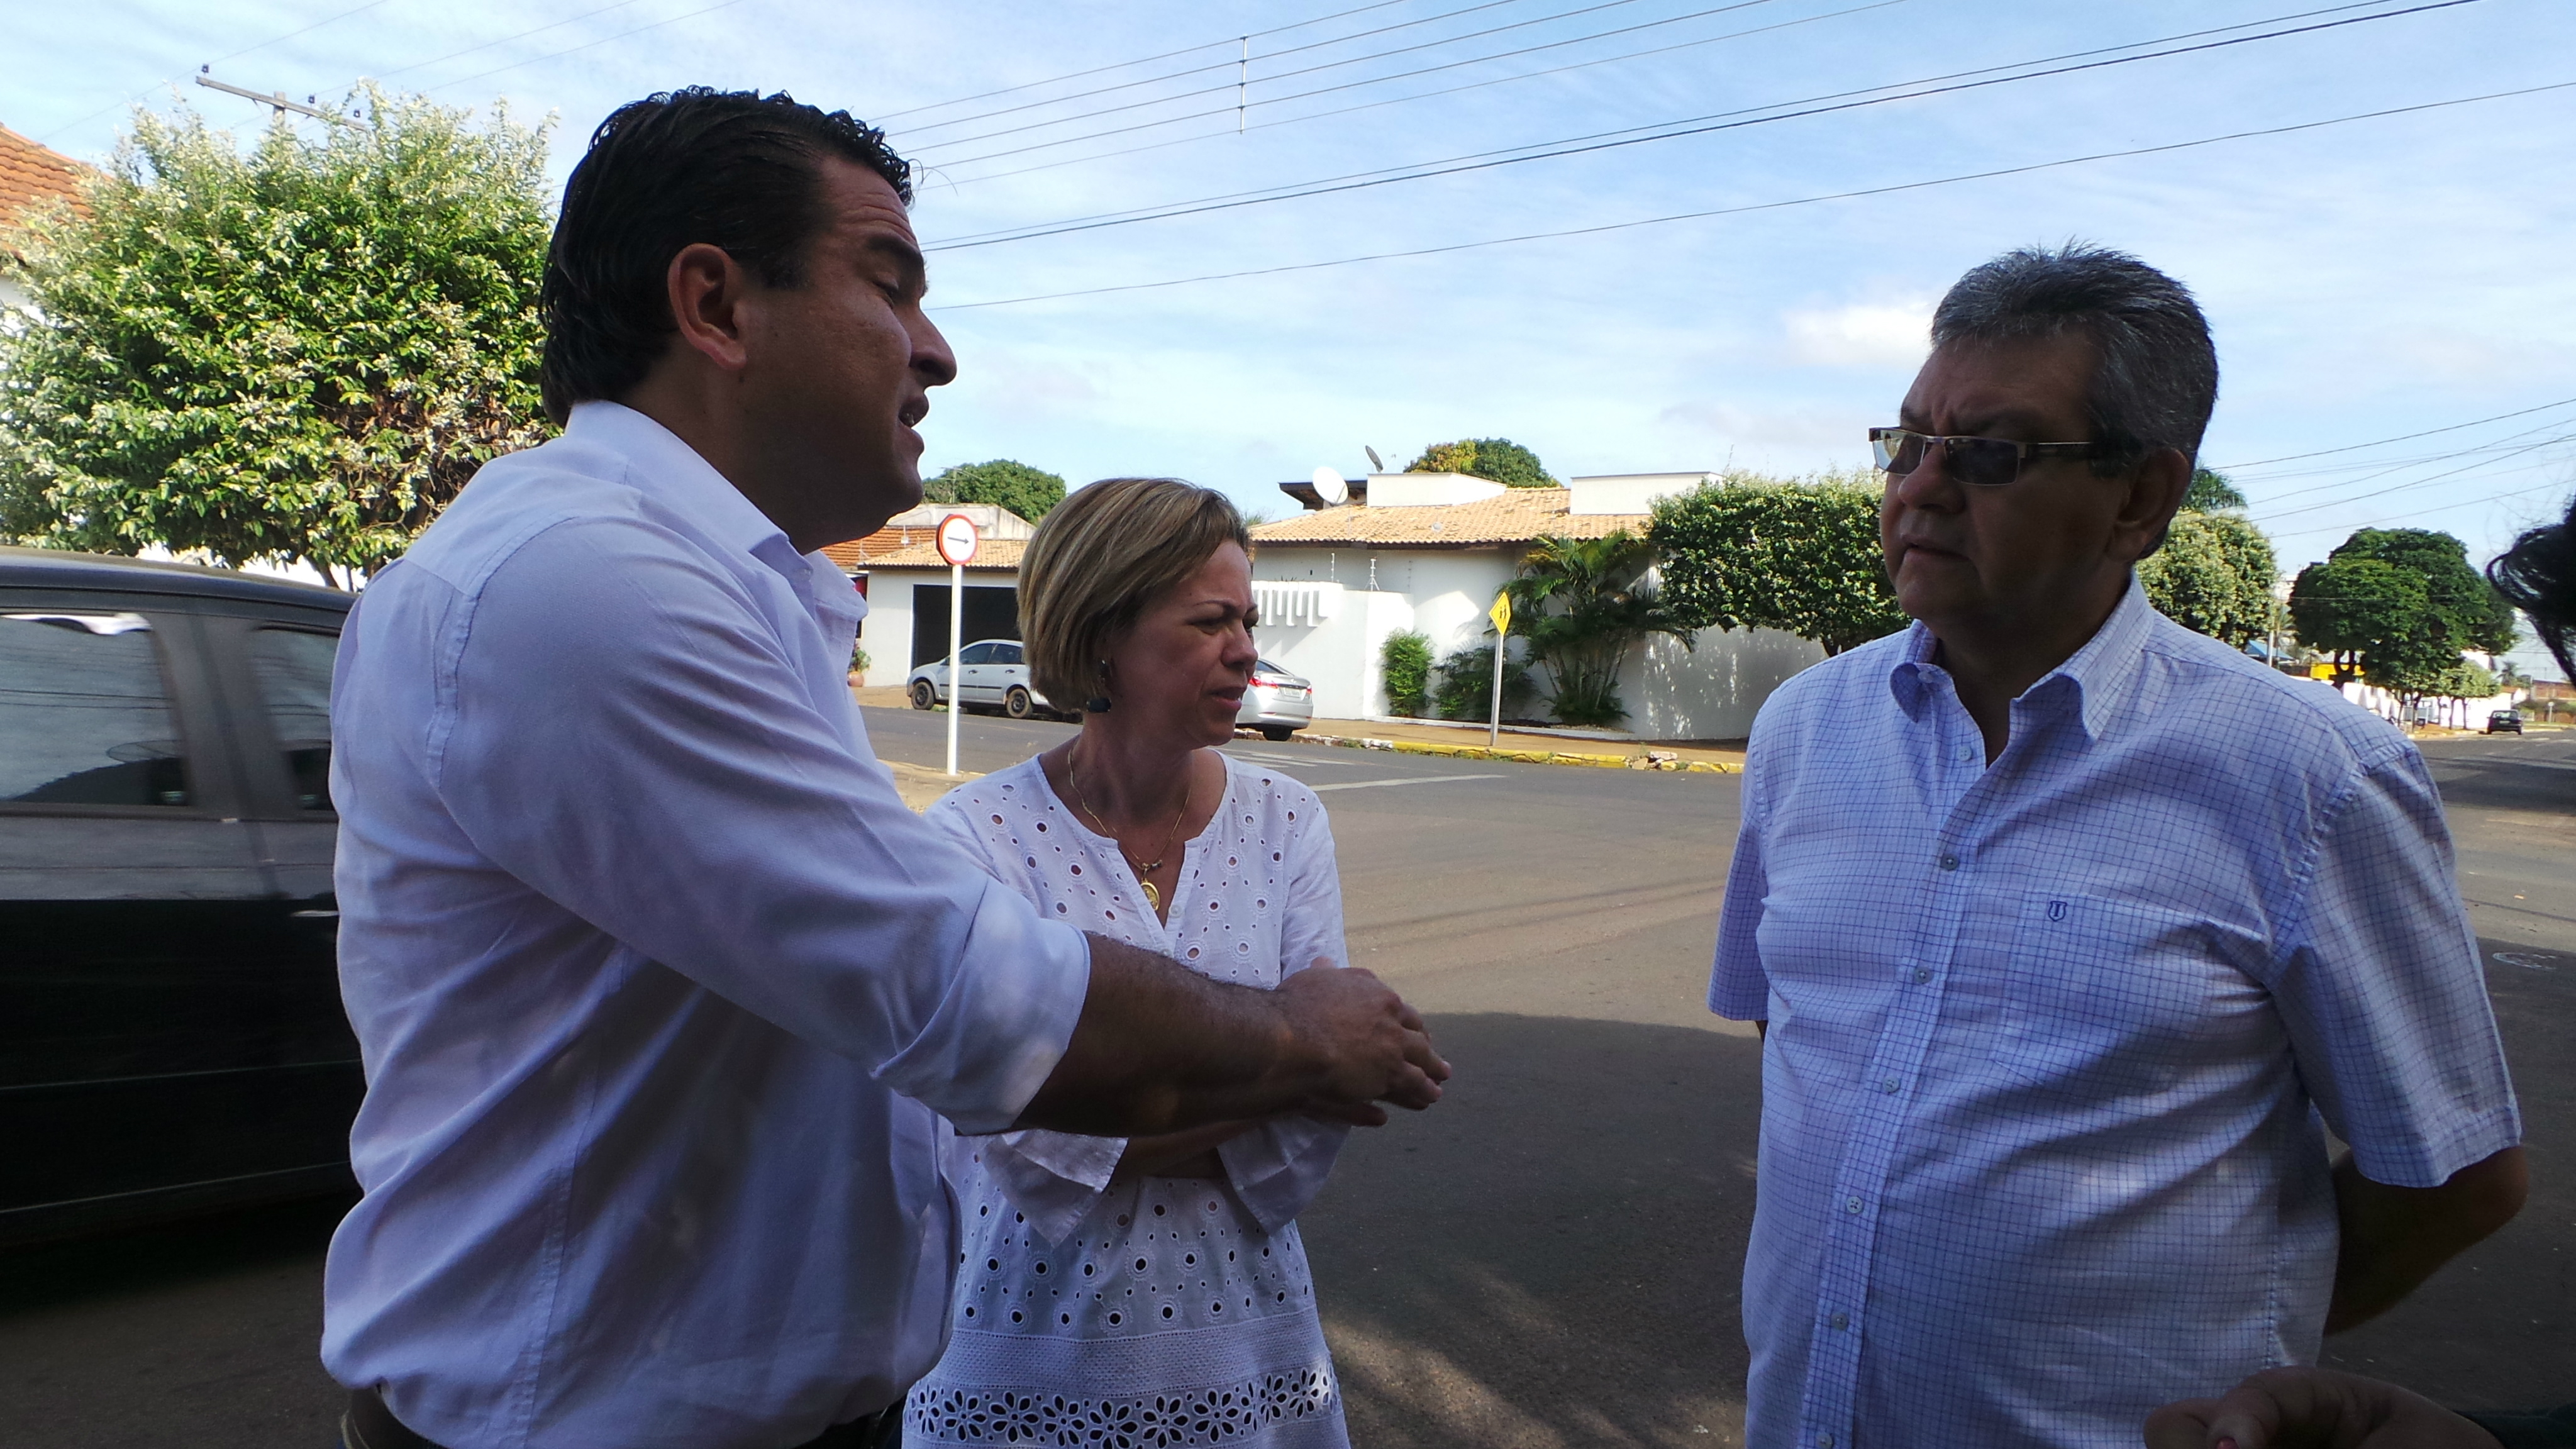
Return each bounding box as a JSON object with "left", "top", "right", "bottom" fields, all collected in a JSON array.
[{"left": 11, "top": 0, "right": 2575, "bottom": 675}]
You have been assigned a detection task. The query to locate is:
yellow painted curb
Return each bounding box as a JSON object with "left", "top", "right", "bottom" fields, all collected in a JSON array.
[{"left": 1280, "top": 730, "right": 1741, "bottom": 774}]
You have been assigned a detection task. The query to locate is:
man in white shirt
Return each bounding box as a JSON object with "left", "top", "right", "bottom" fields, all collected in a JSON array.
[
  {"left": 322, "top": 88, "right": 1446, "bottom": 1449},
  {"left": 1708, "top": 244, "right": 2525, "bottom": 1449}
]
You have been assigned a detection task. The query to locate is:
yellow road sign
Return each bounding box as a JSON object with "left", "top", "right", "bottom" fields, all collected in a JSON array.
[{"left": 1489, "top": 591, "right": 1512, "bottom": 633}]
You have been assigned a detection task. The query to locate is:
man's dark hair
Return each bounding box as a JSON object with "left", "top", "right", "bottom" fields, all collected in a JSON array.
[
  {"left": 1930, "top": 243, "right": 2219, "bottom": 475},
  {"left": 2490, "top": 494, "right": 2576, "bottom": 681},
  {"left": 538, "top": 88, "right": 914, "bottom": 425}
]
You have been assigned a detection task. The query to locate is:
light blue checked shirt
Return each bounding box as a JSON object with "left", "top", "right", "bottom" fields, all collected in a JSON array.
[{"left": 1711, "top": 580, "right": 2519, "bottom": 1449}]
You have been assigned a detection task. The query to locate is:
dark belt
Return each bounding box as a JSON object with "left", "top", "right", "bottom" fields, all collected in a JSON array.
[{"left": 343, "top": 1385, "right": 902, "bottom": 1449}]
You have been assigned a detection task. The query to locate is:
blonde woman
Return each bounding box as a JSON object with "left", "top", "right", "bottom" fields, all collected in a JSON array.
[{"left": 906, "top": 479, "right": 1356, "bottom": 1448}]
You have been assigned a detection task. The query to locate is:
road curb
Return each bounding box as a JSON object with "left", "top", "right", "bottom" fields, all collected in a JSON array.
[{"left": 1243, "top": 728, "right": 1741, "bottom": 773}]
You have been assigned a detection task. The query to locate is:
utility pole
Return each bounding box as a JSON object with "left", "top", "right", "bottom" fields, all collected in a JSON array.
[{"left": 196, "top": 70, "right": 360, "bottom": 128}]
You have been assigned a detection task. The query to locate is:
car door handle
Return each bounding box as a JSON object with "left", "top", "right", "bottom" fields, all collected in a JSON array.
[{"left": 291, "top": 909, "right": 339, "bottom": 920}]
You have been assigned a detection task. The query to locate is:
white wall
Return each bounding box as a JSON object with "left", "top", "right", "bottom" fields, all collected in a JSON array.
[
  {"left": 1623, "top": 626, "right": 1828, "bottom": 741},
  {"left": 1567, "top": 473, "right": 1713, "bottom": 515},
  {"left": 855, "top": 564, "right": 1016, "bottom": 687}
]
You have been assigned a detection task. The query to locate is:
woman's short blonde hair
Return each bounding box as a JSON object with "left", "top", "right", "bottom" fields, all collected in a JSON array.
[{"left": 1019, "top": 477, "right": 1252, "bottom": 708}]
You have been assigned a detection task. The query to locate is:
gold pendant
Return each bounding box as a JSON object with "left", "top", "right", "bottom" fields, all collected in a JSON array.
[{"left": 1141, "top": 880, "right": 1161, "bottom": 911}]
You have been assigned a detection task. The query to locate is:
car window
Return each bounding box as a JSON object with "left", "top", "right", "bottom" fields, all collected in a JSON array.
[
  {"left": 250, "top": 628, "right": 338, "bottom": 811},
  {"left": 994, "top": 642, "right": 1023, "bottom": 664},
  {"left": 0, "top": 611, "right": 192, "bottom": 808},
  {"left": 956, "top": 641, "right": 994, "bottom": 665}
]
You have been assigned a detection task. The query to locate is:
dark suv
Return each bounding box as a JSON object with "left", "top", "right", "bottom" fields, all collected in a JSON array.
[
  {"left": 1, "top": 547, "right": 357, "bottom": 1245},
  {"left": 2487, "top": 710, "right": 2524, "bottom": 735}
]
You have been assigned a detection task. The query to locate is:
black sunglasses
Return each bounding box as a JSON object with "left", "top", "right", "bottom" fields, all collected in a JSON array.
[{"left": 1868, "top": 426, "right": 2107, "bottom": 488}]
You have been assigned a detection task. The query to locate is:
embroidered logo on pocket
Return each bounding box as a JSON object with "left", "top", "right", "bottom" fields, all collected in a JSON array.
[{"left": 2048, "top": 899, "right": 2068, "bottom": 922}]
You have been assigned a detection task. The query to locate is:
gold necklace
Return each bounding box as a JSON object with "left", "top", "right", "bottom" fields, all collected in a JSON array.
[{"left": 1066, "top": 748, "right": 1192, "bottom": 914}]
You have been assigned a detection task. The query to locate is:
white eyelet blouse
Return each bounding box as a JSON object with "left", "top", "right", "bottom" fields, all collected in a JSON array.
[{"left": 906, "top": 752, "right": 1355, "bottom": 1448}]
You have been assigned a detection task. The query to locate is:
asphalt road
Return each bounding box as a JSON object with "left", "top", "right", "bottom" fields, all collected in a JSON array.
[{"left": 3, "top": 711, "right": 2569, "bottom": 1448}]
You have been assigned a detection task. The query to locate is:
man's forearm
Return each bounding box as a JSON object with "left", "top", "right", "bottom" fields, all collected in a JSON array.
[
  {"left": 1013, "top": 935, "right": 1444, "bottom": 1136},
  {"left": 2326, "top": 1145, "right": 2526, "bottom": 1333}
]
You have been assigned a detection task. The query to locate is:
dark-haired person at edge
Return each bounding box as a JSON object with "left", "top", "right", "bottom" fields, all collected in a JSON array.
[
  {"left": 907, "top": 479, "right": 1359, "bottom": 1446},
  {"left": 1707, "top": 244, "right": 2525, "bottom": 1449},
  {"left": 2145, "top": 496, "right": 2576, "bottom": 1449},
  {"left": 319, "top": 90, "right": 1446, "bottom": 1449}
]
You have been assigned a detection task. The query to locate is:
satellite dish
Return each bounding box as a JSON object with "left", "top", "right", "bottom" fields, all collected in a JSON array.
[
  {"left": 1363, "top": 446, "right": 1385, "bottom": 472},
  {"left": 1311, "top": 466, "right": 1350, "bottom": 505}
]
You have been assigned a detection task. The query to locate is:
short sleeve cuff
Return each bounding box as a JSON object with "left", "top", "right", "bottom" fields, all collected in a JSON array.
[
  {"left": 2346, "top": 1101, "right": 2524, "bottom": 1190},
  {"left": 876, "top": 879, "right": 1092, "bottom": 1133}
]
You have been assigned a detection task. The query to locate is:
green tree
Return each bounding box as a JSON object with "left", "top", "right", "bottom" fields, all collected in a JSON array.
[
  {"left": 2290, "top": 528, "right": 2515, "bottom": 702},
  {"left": 1502, "top": 530, "right": 1689, "bottom": 728},
  {"left": 922, "top": 458, "right": 1065, "bottom": 521},
  {"left": 2138, "top": 509, "right": 2280, "bottom": 647},
  {"left": 1405, "top": 437, "right": 1555, "bottom": 487},
  {"left": 1379, "top": 629, "right": 1433, "bottom": 716},
  {"left": 0, "top": 91, "right": 553, "bottom": 584},
  {"left": 2182, "top": 467, "right": 2247, "bottom": 512},
  {"left": 1648, "top": 474, "right": 1907, "bottom": 655}
]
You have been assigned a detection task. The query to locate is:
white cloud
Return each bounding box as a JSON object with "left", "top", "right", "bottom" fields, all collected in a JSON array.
[{"left": 1780, "top": 300, "right": 1935, "bottom": 369}]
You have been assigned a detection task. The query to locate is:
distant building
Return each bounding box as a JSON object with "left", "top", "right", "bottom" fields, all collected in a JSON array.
[
  {"left": 1243, "top": 472, "right": 1821, "bottom": 738},
  {"left": 838, "top": 504, "right": 1037, "bottom": 679}
]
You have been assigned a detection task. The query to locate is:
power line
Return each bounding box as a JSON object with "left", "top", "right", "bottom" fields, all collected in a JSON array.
[
  {"left": 34, "top": 0, "right": 399, "bottom": 144},
  {"left": 875, "top": 0, "right": 1418, "bottom": 123},
  {"left": 899, "top": 0, "right": 1567, "bottom": 139},
  {"left": 2235, "top": 414, "right": 2576, "bottom": 505},
  {"left": 2267, "top": 474, "right": 2576, "bottom": 541},
  {"left": 918, "top": 0, "right": 2423, "bottom": 175},
  {"left": 423, "top": 0, "right": 758, "bottom": 95},
  {"left": 2211, "top": 394, "right": 2576, "bottom": 470},
  {"left": 2252, "top": 431, "right": 2576, "bottom": 525},
  {"left": 931, "top": 77, "right": 2576, "bottom": 310},
  {"left": 936, "top": 0, "right": 1902, "bottom": 193},
  {"left": 361, "top": 0, "right": 653, "bottom": 86},
  {"left": 904, "top": 0, "right": 1663, "bottom": 150},
  {"left": 926, "top": 0, "right": 2489, "bottom": 253}
]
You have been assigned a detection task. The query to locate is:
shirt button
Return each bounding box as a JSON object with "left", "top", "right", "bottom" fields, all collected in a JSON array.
[
  {"left": 1845, "top": 1196, "right": 1863, "bottom": 1214},
  {"left": 1819, "top": 1436, "right": 1837, "bottom": 1448},
  {"left": 1913, "top": 967, "right": 1933, "bottom": 984},
  {"left": 1880, "top": 1077, "right": 1899, "bottom": 1094},
  {"left": 1830, "top": 1311, "right": 1850, "bottom": 1330},
  {"left": 1937, "top": 854, "right": 1960, "bottom": 871}
]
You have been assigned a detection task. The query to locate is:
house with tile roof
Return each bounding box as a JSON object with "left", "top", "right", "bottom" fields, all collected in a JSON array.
[
  {"left": 0, "top": 123, "right": 94, "bottom": 316},
  {"left": 842, "top": 508, "right": 1037, "bottom": 686},
  {"left": 857, "top": 470, "right": 1824, "bottom": 740},
  {"left": 1242, "top": 471, "right": 1823, "bottom": 738}
]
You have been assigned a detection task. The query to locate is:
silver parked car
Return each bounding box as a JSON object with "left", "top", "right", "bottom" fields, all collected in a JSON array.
[
  {"left": 1238, "top": 658, "right": 1313, "bottom": 741},
  {"left": 907, "top": 639, "right": 1058, "bottom": 719}
]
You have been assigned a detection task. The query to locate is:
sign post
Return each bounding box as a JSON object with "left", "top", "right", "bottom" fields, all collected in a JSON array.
[
  {"left": 936, "top": 514, "right": 980, "bottom": 776},
  {"left": 1486, "top": 590, "right": 1513, "bottom": 748}
]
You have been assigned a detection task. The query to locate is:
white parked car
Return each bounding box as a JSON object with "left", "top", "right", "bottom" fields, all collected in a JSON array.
[
  {"left": 1240, "top": 658, "right": 1313, "bottom": 741},
  {"left": 908, "top": 639, "right": 1057, "bottom": 719}
]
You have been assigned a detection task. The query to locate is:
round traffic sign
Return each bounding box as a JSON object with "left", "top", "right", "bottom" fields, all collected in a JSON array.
[{"left": 936, "top": 513, "right": 979, "bottom": 566}]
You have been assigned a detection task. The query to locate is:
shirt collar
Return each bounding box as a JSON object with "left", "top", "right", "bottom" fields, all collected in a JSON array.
[
  {"left": 565, "top": 401, "right": 867, "bottom": 627},
  {"left": 1886, "top": 575, "right": 2157, "bottom": 743}
]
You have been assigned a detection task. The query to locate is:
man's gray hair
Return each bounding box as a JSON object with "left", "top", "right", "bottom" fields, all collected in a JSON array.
[{"left": 1930, "top": 243, "right": 2218, "bottom": 475}]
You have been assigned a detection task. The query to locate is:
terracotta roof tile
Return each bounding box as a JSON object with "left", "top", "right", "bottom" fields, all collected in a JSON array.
[
  {"left": 0, "top": 125, "right": 94, "bottom": 236},
  {"left": 864, "top": 538, "right": 1030, "bottom": 570},
  {"left": 821, "top": 523, "right": 943, "bottom": 571},
  {"left": 1246, "top": 487, "right": 1646, "bottom": 548}
]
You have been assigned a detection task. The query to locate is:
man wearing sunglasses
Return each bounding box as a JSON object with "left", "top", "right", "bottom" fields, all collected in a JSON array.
[{"left": 1708, "top": 245, "right": 2524, "bottom": 1449}]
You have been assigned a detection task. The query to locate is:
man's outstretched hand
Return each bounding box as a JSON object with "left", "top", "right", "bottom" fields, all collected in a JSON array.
[
  {"left": 2145, "top": 1368, "right": 2501, "bottom": 1449},
  {"left": 1277, "top": 960, "right": 1448, "bottom": 1126}
]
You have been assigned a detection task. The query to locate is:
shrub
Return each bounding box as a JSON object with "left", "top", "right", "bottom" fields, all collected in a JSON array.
[
  {"left": 1433, "top": 644, "right": 1535, "bottom": 723},
  {"left": 1379, "top": 629, "right": 1433, "bottom": 716}
]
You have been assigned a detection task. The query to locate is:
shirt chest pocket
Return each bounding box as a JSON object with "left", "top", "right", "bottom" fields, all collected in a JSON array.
[{"left": 1992, "top": 894, "right": 2229, "bottom": 1099}]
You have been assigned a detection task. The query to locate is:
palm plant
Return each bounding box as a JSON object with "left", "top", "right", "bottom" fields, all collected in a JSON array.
[{"left": 1503, "top": 531, "right": 1690, "bottom": 728}]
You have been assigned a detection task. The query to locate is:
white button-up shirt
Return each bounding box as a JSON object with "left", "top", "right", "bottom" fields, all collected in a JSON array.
[
  {"left": 321, "top": 403, "right": 1092, "bottom": 1449},
  {"left": 1711, "top": 580, "right": 2519, "bottom": 1449}
]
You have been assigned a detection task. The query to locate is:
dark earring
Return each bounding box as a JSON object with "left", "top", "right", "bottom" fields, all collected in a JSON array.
[{"left": 1085, "top": 660, "right": 1113, "bottom": 714}]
